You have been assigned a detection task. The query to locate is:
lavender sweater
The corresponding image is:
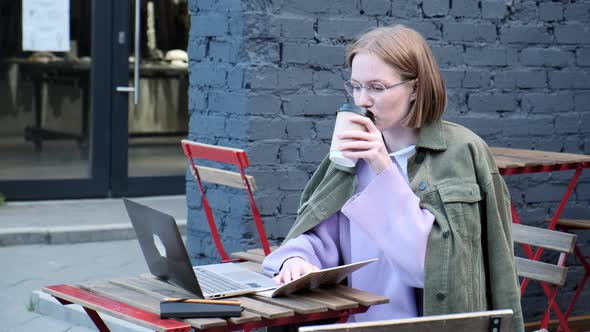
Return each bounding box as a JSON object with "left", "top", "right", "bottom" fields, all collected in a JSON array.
[{"left": 262, "top": 146, "right": 435, "bottom": 322}]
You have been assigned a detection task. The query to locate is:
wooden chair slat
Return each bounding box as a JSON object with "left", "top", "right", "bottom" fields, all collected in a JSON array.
[
  {"left": 80, "top": 280, "right": 227, "bottom": 329},
  {"left": 231, "top": 251, "right": 265, "bottom": 264},
  {"left": 232, "top": 296, "right": 295, "bottom": 319},
  {"left": 512, "top": 223, "right": 577, "bottom": 253},
  {"left": 555, "top": 218, "right": 590, "bottom": 230},
  {"left": 196, "top": 165, "right": 257, "bottom": 191},
  {"left": 299, "top": 309, "right": 513, "bottom": 332},
  {"left": 514, "top": 257, "right": 568, "bottom": 286},
  {"left": 314, "top": 285, "right": 390, "bottom": 306},
  {"left": 250, "top": 294, "right": 329, "bottom": 314}
]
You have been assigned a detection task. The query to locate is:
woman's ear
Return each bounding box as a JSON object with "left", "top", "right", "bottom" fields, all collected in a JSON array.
[{"left": 410, "top": 80, "right": 418, "bottom": 102}]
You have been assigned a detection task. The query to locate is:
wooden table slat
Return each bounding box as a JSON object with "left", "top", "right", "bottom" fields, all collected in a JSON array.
[
  {"left": 250, "top": 294, "right": 329, "bottom": 314},
  {"left": 79, "top": 280, "right": 162, "bottom": 313},
  {"left": 227, "top": 309, "right": 261, "bottom": 325},
  {"left": 492, "top": 147, "right": 590, "bottom": 162},
  {"left": 491, "top": 147, "right": 590, "bottom": 169},
  {"left": 131, "top": 274, "right": 298, "bottom": 322},
  {"left": 109, "top": 277, "right": 228, "bottom": 329},
  {"left": 315, "top": 285, "right": 390, "bottom": 306},
  {"left": 114, "top": 275, "right": 195, "bottom": 299},
  {"left": 232, "top": 296, "right": 295, "bottom": 319},
  {"left": 556, "top": 218, "right": 590, "bottom": 230},
  {"left": 493, "top": 155, "right": 526, "bottom": 169},
  {"left": 43, "top": 285, "right": 191, "bottom": 332},
  {"left": 80, "top": 280, "right": 228, "bottom": 329},
  {"left": 137, "top": 273, "right": 297, "bottom": 320},
  {"left": 300, "top": 291, "right": 359, "bottom": 310},
  {"left": 495, "top": 149, "right": 558, "bottom": 165}
]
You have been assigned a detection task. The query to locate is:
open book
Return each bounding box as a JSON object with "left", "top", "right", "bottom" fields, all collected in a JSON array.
[{"left": 257, "top": 258, "right": 378, "bottom": 298}]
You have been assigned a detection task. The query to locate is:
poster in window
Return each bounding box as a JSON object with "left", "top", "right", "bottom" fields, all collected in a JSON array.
[{"left": 22, "top": 0, "right": 70, "bottom": 52}]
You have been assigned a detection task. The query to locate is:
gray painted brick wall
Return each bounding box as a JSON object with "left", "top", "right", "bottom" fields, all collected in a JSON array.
[{"left": 187, "top": 0, "right": 590, "bottom": 320}]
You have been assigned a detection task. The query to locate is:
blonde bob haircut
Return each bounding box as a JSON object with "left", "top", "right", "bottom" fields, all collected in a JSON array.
[{"left": 346, "top": 25, "right": 446, "bottom": 128}]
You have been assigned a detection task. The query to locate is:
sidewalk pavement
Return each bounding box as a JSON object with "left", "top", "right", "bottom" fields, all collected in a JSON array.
[
  {"left": 1, "top": 239, "right": 151, "bottom": 332},
  {"left": 0, "top": 195, "right": 187, "bottom": 331}
]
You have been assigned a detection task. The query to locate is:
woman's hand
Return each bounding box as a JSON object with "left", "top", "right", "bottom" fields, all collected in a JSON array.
[
  {"left": 274, "top": 257, "right": 320, "bottom": 284},
  {"left": 338, "top": 115, "right": 392, "bottom": 174}
]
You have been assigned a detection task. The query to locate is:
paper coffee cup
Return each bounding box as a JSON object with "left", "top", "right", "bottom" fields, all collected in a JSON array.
[{"left": 329, "top": 104, "right": 374, "bottom": 168}]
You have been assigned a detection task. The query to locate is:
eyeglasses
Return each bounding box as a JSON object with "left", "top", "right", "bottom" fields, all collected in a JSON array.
[{"left": 344, "top": 79, "right": 412, "bottom": 97}]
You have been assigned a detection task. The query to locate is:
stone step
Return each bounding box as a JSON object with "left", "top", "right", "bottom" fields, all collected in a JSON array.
[{"left": 0, "top": 220, "right": 186, "bottom": 246}]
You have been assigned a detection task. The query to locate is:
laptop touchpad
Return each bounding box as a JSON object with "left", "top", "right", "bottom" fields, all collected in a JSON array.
[{"left": 222, "top": 271, "right": 276, "bottom": 287}]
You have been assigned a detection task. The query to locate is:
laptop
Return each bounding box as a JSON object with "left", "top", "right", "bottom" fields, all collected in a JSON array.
[
  {"left": 124, "top": 198, "right": 277, "bottom": 299},
  {"left": 124, "top": 198, "right": 377, "bottom": 299}
]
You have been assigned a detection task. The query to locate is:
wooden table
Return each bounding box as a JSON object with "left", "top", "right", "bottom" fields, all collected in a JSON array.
[
  {"left": 491, "top": 147, "right": 590, "bottom": 332},
  {"left": 491, "top": 146, "right": 590, "bottom": 235},
  {"left": 42, "top": 256, "right": 389, "bottom": 332},
  {"left": 492, "top": 147, "right": 590, "bottom": 174}
]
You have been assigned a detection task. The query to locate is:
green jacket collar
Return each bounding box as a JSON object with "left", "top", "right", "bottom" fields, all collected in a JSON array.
[{"left": 416, "top": 120, "right": 447, "bottom": 151}]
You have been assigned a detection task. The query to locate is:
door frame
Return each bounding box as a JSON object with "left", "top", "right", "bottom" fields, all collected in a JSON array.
[
  {"left": 0, "top": 0, "right": 113, "bottom": 200},
  {"left": 109, "top": 0, "right": 185, "bottom": 197}
]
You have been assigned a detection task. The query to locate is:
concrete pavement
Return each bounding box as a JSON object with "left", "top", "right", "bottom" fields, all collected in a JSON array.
[
  {"left": 0, "top": 196, "right": 188, "bottom": 331},
  {"left": 1, "top": 239, "right": 151, "bottom": 331}
]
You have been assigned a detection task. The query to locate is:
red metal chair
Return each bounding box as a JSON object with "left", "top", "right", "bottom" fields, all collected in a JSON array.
[
  {"left": 181, "top": 139, "right": 271, "bottom": 262},
  {"left": 554, "top": 219, "right": 590, "bottom": 332},
  {"left": 512, "top": 223, "right": 577, "bottom": 332}
]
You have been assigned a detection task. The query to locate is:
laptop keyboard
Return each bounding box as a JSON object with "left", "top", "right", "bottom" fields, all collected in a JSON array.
[{"left": 194, "top": 268, "right": 250, "bottom": 295}]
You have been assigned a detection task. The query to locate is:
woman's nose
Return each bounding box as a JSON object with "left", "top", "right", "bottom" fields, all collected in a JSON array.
[{"left": 355, "top": 89, "right": 373, "bottom": 108}]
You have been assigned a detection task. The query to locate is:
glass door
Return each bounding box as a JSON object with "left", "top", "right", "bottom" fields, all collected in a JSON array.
[
  {"left": 0, "top": 0, "right": 112, "bottom": 200},
  {"left": 110, "top": 0, "right": 188, "bottom": 196}
]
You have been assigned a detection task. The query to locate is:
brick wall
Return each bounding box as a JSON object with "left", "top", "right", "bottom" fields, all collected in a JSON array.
[{"left": 186, "top": 0, "right": 590, "bottom": 320}]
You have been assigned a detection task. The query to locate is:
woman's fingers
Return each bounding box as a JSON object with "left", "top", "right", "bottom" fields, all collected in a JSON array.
[
  {"left": 275, "top": 259, "right": 320, "bottom": 284},
  {"left": 348, "top": 115, "right": 379, "bottom": 134},
  {"left": 338, "top": 130, "right": 373, "bottom": 141},
  {"left": 308, "top": 264, "right": 320, "bottom": 273},
  {"left": 282, "top": 270, "right": 293, "bottom": 284},
  {"left": 342, "top": 150, "right": 378, "bottom": 160},
  {"left": 338, "top": 140, "right": 376, "bottom": 151},
  {"left": 293, "top": 268, "right": 303, "bottom": 280}
]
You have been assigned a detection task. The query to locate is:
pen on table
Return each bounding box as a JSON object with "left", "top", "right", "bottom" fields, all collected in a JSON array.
[{"left": 163, "top": 297, "right": 240, "bottom": 305}]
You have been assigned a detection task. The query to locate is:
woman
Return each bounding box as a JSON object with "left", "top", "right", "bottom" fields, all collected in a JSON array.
[{"left": 262, "top": 25, "right": 524, "bottom": 331}]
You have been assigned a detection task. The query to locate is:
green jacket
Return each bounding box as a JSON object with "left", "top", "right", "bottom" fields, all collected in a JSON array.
[{"left": 284, "top": 120, "right": 524, "bottom": 331}]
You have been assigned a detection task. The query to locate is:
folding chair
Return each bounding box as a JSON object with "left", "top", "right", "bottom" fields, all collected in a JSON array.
[
  {"left": 512, "top": 223, "right": 577, "bottom": 332},
  {"left": 298, "top": 309, "right": 513, "bottom": 332},
  {"left": 553, "top": 218, "right": 590, "bottom": 330},
  {"left": 181, "top": 139, "right": 271, "bottom": 262}
]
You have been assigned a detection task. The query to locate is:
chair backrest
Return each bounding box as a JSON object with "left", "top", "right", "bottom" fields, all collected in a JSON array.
[
  {"left": 181, "top": 139, "right": 271, "bottom": 262},
  {"left": 512, "top": 223, "right": 577, "bottom": 286},
  {"left": 299, "top": 309, "right": 513, "bottom": 332}
]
